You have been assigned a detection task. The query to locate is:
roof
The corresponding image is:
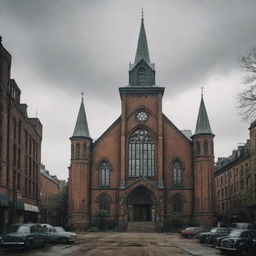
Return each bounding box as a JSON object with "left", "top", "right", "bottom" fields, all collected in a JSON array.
[
  {"left": 194, "top": 96, "right": 213, "bottom": 135},
  {"left": 134, "top": 18, "right": 150, "bottom": 65},
  {"left": 181, "top": 130, "right": 192, "bottom": 140},
  {"left": 72, "top": 99, "right": 90, "bottom": 138}
]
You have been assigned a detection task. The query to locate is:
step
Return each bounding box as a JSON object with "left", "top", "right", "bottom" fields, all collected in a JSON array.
[{"left": 127, "top": 222, "right": 156, "bottom": 233}]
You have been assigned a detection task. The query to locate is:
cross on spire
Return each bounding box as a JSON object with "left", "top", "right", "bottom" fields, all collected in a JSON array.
[
  {"left": 201, "top": 86, "right": 205, "bottom": 98},
  {"left": 81, "top": 91, "right": 84, "bottom": 101},
  {"left": 141, "top": 7, "right": 144, "bottom": 21}
]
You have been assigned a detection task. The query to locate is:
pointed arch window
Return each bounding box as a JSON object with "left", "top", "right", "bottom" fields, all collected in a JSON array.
[
  {"left": 173, "top": 195, "right": 184, "bottom": 213},
  {"left": 99, "top": 161, "right": 110, "bottom": 187},
  {"left": 204, "top": 140, "right": 209, "bottom": 155},
  {"left": 172, "top": 160, "right": 182, "bottom": 187},
  {"left": 128, "top": 128, "right": 154, "bottom": 177},
  {"left": 76, "top": 143, "right": 80, "bottom": 158},
  {"left": 82, "top": 143, "right": 86, "bottom": 158},
  {"left": 137, "top": 67, "right": 146, "bottom": 86},
  {"left": 196, "top": 141, "right": 201, "bottom": 155},
  {"left": 71, "top": 144, "right": 74, "bottom": 158}
]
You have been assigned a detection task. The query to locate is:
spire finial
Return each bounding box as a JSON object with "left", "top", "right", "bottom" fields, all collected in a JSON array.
[
  {"left": 141, "top": 7, "right": 144, "bottom": 21},
  {"left": 81, "top": 91, "right": 84, "bottom": 101},
  {"left": 201, "top": 86, "right": 205, "bottom": 98}
]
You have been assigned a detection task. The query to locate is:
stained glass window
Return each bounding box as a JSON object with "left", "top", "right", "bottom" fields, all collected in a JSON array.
[
  {"left": 173, "top": 195, "right": 183, "bottom": 213},
  {"left": 128, "top": 129, "right": 154, "bottom": 177}
]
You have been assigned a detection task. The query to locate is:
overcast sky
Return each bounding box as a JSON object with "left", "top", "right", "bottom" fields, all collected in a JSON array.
[{"left": 1, "top": 0, "right": 256, "bottom": 180}]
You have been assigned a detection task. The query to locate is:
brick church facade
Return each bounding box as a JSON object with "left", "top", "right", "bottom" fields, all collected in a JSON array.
[{"left": 68, "top": 17, "right": 216, "bottom": 229}]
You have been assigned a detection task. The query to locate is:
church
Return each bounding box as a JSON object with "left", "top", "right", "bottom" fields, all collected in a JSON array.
[{"left": 68, "top": 16, "right": 216, "bottom": 230}]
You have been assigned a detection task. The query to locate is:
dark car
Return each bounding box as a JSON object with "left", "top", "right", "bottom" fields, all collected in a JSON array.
[
  {"left": 180, "top": 227, "right": 204, "bottom": 238},
  {"left": 217, "top": 229, "right": 256, "bottom": 256},
  {"left": 44, "top": 226, "right": 77, "bottom": 243},
  {"left": 230, "top": 222, "right": 255, "bottom": 230},
  {"left": 198, "top": 228, "right": 230, "bottom": 244},
  {"left": 204, "top": 228, "right": 232, "bottom": 244},
  {"left": 1, "top": 224, "right": 47, "bottom": 251}
]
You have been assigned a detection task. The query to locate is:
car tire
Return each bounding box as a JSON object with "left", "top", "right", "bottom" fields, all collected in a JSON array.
[
  {"left": 25, "top": 240, "right": 33, "bottom": 251},
  {"left": 240, "top": 247, "right": 249, "bottom": 256},
  {"left": 59, "top": 237, "right": 68, "bottom": 244},
  {"left": 41, "top": 239, "right": 47, "bottom": 248}
]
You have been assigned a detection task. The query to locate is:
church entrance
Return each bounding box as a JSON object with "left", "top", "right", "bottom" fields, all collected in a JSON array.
[
  {"left": 134, "top": 204, "right": 151, "bottom": 221},
  {"left": 127, "top": 186, "right": 155, "bottom": 222}
]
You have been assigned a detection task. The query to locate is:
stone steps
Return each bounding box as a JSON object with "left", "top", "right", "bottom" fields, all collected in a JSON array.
[{"left": 127, "top": 221, "right": 156, "bottom": 233}]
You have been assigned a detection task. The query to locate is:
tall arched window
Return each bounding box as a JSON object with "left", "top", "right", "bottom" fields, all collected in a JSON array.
[
  {"left": 82, "top": 143, "right": 86, "bottom": 158},
  {"left": 99, "top": 161, "right": 110, "bottom": 187},
  {"left": 172, "top": 160, "right": 182, "bottom": 187},
  {"left": 71, "top": 144, "right": 74, "bottom": 158},
  {"left": 196, "top": 141, "right": 201, "bottom": 155},
  {"left": 76, "top": 143, "right": 80, "bottom": 158},
  {"left": 173, "top": 194, "right": 184, "bottom": 213},
  {"left": 204, "top": 140, "right": 209, "bottom": 155},
  {"left": 128, "top": 128, "right": 154, "bottom": 177},
  {"left": 137, "top": 67, "right": 146, "bottom": 86}
]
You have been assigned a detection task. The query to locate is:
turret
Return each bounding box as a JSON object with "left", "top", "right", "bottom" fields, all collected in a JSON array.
[
  {"left": 192, "top": 93, "right": 216, "bottom": 225},
  {"left": 68, "top": 96, "right": 92, "bottom": 230}
]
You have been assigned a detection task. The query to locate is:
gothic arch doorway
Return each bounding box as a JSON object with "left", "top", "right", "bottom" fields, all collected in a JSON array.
[{"left": 127, "top": 186, "right": 155, "bottom": 222}]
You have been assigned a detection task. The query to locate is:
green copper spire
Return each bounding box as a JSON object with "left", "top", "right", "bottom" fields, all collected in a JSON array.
[
  {"left": 72, "top": 96, "right": 90, "bottom": 138},
  {"left": 194, "top": 95, "right": 213, "bottom": 135},
  {"left": 134, "top": 12, "right": 150, "bottom": 65}
]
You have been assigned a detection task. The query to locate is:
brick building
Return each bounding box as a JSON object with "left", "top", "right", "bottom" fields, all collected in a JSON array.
[
  {"left": 215, "top": 122, "right": 256, "bottom": 225},
  {"left": 39, "top": 164, "right": 59, "bottom": 225},
  {"left": 68, "top": 17, "right": 216, "bottom": 229},
  {"left": 0, "top": 37, "right": 42, "bottom": 231}
]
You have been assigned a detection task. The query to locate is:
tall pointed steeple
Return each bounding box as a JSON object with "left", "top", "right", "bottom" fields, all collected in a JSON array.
[
  {"left": 134, "top": 11, "right": 150, "bottom": 65},
  {"left": 194, "top": 95, "right": 213, "bottom": 135},
  {"left": 72, "top": 97, "right": 90, "bottom": 138}
]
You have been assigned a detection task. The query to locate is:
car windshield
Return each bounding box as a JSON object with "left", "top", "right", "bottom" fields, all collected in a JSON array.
[
  {"left": 210, "top": 228, "right": 218, "bottom": 233},
  {"left": 18, "top": 226, "right": 30, "bottom": 233},
  {"left": 55, "top": 227, "right": 65, "bottom": 232},
  {"left": 229, "top": 230, "right": 243, "bottom": 237}
]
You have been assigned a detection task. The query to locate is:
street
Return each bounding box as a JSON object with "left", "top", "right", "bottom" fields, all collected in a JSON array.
[{"left": 2, "top": 232, "right": 222, "bottom": 256}]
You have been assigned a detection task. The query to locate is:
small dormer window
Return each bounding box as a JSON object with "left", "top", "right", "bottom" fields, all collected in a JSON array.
[{"left": 138, "top": 67, "right": 146, "bottom": 86}]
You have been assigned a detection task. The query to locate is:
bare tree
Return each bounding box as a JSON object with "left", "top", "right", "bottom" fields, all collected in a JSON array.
[{"left": 238, "top": 47, "right": 256, "bottom": 121}]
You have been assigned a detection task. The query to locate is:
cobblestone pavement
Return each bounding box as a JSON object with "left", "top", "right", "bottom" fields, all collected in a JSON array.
[
  {"left": 73, "top": 232, "right": 222, "bottom": 256},
  {"left": 1, "top": 233, "right": 222, "bottom": 256}
]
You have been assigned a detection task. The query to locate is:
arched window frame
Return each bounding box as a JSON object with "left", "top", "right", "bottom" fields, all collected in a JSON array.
[
  {"left": 71, "top": 144, "right": 74, "bottom": 158},
  {"left": 171, "top": 194, "right": 184, "bottom": 214},
  {"left": 82, "top": 143, "right": 86, "bottom": 158},
  {"left": 97, "top": 159, "right": 112, "bottom": 188},
  {"left": 204, "top": 140, "right": 209, "bottom": 155},
  {"left": 137, "top": 67, "right": 146, "bottom": 86},
  {"left": 96, "top": 193, "right": 112, "bottom": 214},
  {"left": 196, "top": 141, "right": 201, "bottom": 155},
  {"left": 128, "top": 127, "right": 155, "bottom": 178},
  {"left": 171, "top": 159, "right": 184, "bottom": 188},
  {"left": 76, "top": 143, "right": 80, "bottom": 158}
]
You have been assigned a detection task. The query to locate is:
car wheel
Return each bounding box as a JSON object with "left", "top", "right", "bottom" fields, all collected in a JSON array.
[
  {"left": 25, "top": 240, "right": 33, "bottom": 251},
  {"left": 59, "top": 237, "right": 68, "bottom": 243},
  {"left": 41, "top": 239, "right": 47, "bottom": 248},
  {"left": 240, "top": 247, "right": 249, "bottom": 256}
]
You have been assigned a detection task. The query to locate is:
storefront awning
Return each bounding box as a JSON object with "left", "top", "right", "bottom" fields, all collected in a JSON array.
[
  {"left": 0, "top": 194, "right": 9, "bottom": 207},
  {"left": 24, "top": 203, "right": 39, "bottom": 213}
]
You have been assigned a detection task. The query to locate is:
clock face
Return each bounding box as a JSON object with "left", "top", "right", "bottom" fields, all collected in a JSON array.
[{"left": 137, "top": 111, "right": 148, "bottom": 122}]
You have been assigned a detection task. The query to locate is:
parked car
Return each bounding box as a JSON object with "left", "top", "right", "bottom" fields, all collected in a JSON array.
[
  {"left": 216, "top": 229, "right": 256, "bottom": 256},
  {"left": 41, "top": 223, "right": 54, "bottom": 231},
  {"left": 199, "top": 228, "right": 232, "bottom": 244},
  {"left": 44, "top": 226, "right": 77, "bottom": 243},
  {"left": 1, "top": 224, "right": 47, "bottom": 251},
  {"left": 230, "top": 222, "right": 255, "bottom": 230},
  {"left": 180, "top": 227, "right": 207, "bottom": 238}
]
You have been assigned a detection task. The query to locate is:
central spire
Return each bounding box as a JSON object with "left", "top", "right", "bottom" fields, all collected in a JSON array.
[{"left": 134, "top": 11, "right": 150, "bottom": 65}]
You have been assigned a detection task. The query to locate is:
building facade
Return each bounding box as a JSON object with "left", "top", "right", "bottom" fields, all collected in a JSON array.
[
  {"left": 0, "top": 37, "right": 42, "bottom": 231},
  {"left": 215, "top": 122, "right": 256, "bottom": 225},
  {"left": 39, "top": 164, "right": 59, "bottom": 225},
  {"left": 68, "top": 18, "right": 216, "bottom": 229}
]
